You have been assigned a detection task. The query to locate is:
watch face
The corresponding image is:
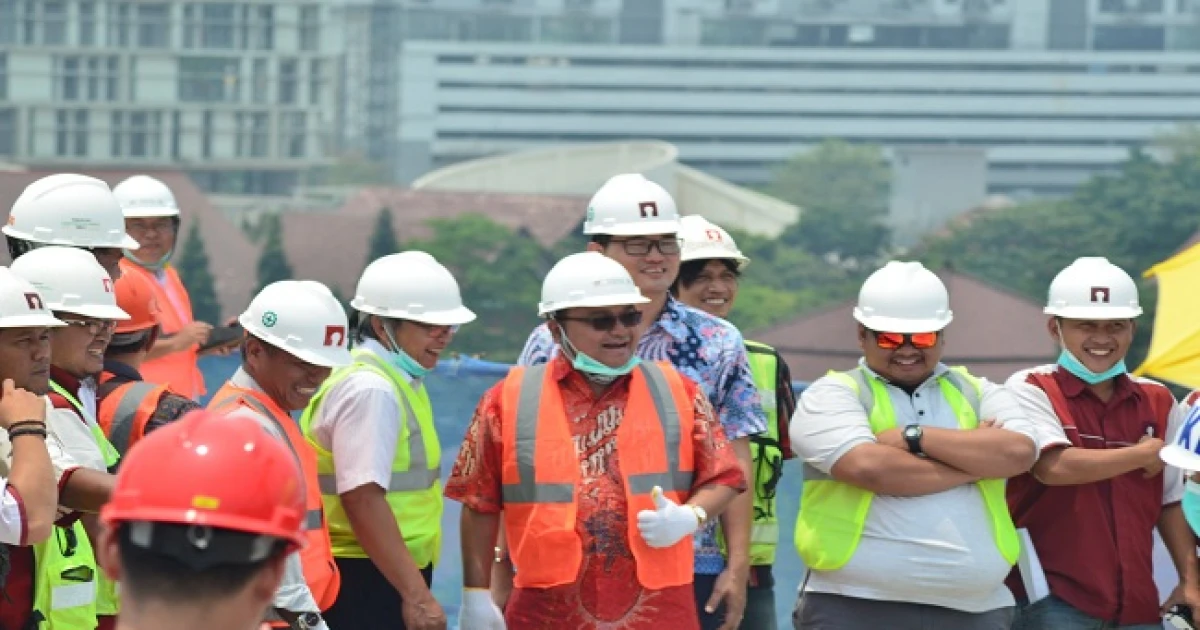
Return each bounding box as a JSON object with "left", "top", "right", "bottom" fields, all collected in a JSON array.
[{"left": 300, "top": 613, "right": 321, "bottom": 628}]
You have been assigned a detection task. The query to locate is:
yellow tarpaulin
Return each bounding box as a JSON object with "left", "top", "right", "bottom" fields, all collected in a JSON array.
[{"left": 1136, "top": 242, "right": 1200, "bottom": 389}]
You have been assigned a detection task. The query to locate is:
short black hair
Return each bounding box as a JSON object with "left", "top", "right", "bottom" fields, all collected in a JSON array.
[
  {"left": 590, "top": 234, "right": 613, "bottom": 247},
  {"left": 671, "top": 258, "right": 740, "bottom": 295},
  {"left": 105, "top": 329, "right": 155, "bottom": 357},
  {"left": 115, "top": 523, "right": 278, "bottom": 603}
]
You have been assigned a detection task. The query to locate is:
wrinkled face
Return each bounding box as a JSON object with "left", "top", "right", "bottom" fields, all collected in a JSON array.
[
  {"left": 551, "top": 305, "right": 643, "bottom": 369},
  {"left": 0, "top": 327, "right": 53, "bottom": 394},
  {"left": 90, "top": 248, "right": 124, "bottom": 280},
  {"left": 591, "top": 233, "right": 681, "bottom": 297},
  {"left": 1051, "top": 317, "right": 1134, "bottom": 374},
  {"left": 245, "top": 338, "right": 331, "bottom": 411},
  {"left": 677, "top": 259, "right": 739, "bottom": 319},
  {"left": 859, "top": 325, "right": 944, "bottom": 387},
  {"left": 124, "top": 218, "right": 177, "bottom": 264},
  {"left": 51, "top": 314, "right": 115, "bottom": 379},
  {"left": 375, "top": 318, "right": 457, "bottom": 370}
]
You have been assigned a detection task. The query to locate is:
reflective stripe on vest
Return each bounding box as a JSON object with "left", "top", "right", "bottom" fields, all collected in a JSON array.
[
  {"left": 106, "top": 381, "right": 162, "bottom": 454},
  {"left": 299, "top": 350, "right": 443, "bottom": 566},
  {"left": 49, "top": 381, "right": 120, "bottom": 468},
  {"left": 794, "top": 366, "right": 1020, "bottom": 571},
  {"left": 32, "top": 521, "right": 98, "bottom": 628},
  {"left": 499, "top": 361, "right": 696, "bottom": 590}
]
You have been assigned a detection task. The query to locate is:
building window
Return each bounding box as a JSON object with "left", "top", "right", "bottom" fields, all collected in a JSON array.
[
  {"left": 58, "top": 55, "right": 120, "bottom": 102},
  {"left": 252, "top": 58, "right": 269, "bottom": 104},
  {"left": 249, "top": 4, "right": 273, "bottom": 50},
  {"left": 300, "top": 5, "right": 320, "bottom": 52},
  {"left": 111, "top": 112, "right": 123, "bottom": 157},
  {"left": 55, "top": 109, "right": 88, "bottom": 157},
  {"left": 43, "top": 1, "right": 66, "bottom": 45},
  {"left": 308, "top": 59, "right": 322, "bottom": 106},
  {"left": 111, "top": 110, "right": 160, "bottom": 158},
  {"left": 0, "top": 109, "right": 14, "bottom": 156},
  {"left": 201, "top": 110, "right": 213, "bottom": 159},
  {"left": 108, "top": 2, "right": 131, "bottom": 47},
  {"left": 202, "top": 3, "right": 236, "bottom": 49},
  {"left": 0, "top": 54, "right": 6, "bottom": 100},
  {"left": 279, "top": 59, "right": 297, "bottom": 104},
  {"left": 0, "top": 0, "right": 15, "bottom": 45},
  {"left": 59, "top": 57, "right": 79, "bottom": 100},
  {"left": 1099, "top": 0, "right": 1164, "bottom": 12},
  {"left": 78, "top": 1, "right": 95, "bottom": 46},
  {"left": 250, "top": 112, "right": 269, "bottom": 158},
  {"left": 137, "top": 3, "right": 170, "bottom": 48},
  {"left": 178, "top": 57, "right": 240, "bottom": 103},
  {"left": 280, "top": 112, "right": 306, "bottom": 158}
]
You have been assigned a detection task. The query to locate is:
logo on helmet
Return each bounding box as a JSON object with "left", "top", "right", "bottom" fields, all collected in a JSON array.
[
  {"left": 1090, "top": 287, "right": 1111, "bottom": 303},
  {"left": 323, "top": 325, "right": 346, "bottom": 347},
  {"left": 23, "top": 293, "right": 43, "bottom": 310},
  {"left": 102, "top": 278, "right": 112, "bottom": 293},
  {"left": 638, "top": 202, "right": 658, "bottom": 218},
  {"left": 705, "top": 229, "right": 722, "bottom": 243},
  {"left": 262, "top": 311, "right": 278, "bottom": 327}
]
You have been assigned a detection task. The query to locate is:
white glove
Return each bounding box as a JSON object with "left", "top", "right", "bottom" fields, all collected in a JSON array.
[
  {"left": 457, "top": 588, "right": 506, "bottom": 630},
  {"left": 637, "top": 486, "right": 701, "bottom": 548}
]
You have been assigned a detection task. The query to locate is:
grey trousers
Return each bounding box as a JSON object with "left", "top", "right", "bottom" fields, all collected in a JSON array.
[{"left": 793, "top": 592, "right": 1015, "bottom": 630}]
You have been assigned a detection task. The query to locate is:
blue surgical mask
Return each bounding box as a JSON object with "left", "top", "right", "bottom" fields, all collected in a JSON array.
[
  {"left": 559, "top": 329, "right": 641, "bottom": 385},
  {"left": 382, "top": 325, "right": 432, "bottom": 379},
  {"left": 1056, "top": 349, "right": 1127, "bottom": 385},
  {"left": 1184, "top": 480, "right": 1200, "bottom": 537},
  {"left": 122, "top": 248, "right": 174, "bottom": 272}
]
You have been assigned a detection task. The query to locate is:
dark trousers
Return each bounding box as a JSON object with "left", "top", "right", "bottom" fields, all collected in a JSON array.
[{"left": 322, "top": 557, "right": 434, "bottom": 630}]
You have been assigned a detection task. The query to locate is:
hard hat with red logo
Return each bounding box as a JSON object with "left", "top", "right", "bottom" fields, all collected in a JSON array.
[
  {"left": 583, "top": 173, "right": 681, "bottom": 237},
  {"left": 1044, "top": 257, "right": 1142, "bottom": 320},
  {"left": 113, "top": 270, "right": 161, "bottom": 334},
  {"left": 0, "top": 268, "right": 65, "bottom": 330},
  {"left": 101, "top": 409, "right": 307, "bottom": 567},
  {"left": 240, "top": 280, "right": 353, "bottom": 368},
  {"left": 678, "top": 215, "right": 750, "bottom": 270},
  {"left": 9, "top": 246, "right": 130, "bottom": 321}
]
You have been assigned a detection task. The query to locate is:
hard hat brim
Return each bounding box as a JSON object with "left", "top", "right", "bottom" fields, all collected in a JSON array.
[
  {"left": 1043, "top": 305, "right": 1142, "bottom": 319},
  {"left": 680, "top": 249, "right": 751, "bottom": 270},
  {"left": 122, "top": 207, "right": 181, "bottom": 219},
  {"left": 1160, "top": 444, "right": 1200, "bottom": 471},
  {"left": 583, "top": 218, "right": 681, "bottom": 237},
  {"left": 350, "top": 303, "right": 478, "bottom": 327},
  {"left": 853, "top": 311, "right": 952, "bottom": 334},
  {"left": 54, "top": 304, "right": 131, "bottom": 320},
  {"left": 0, "top": 313, "right": 67, "bottom": 329},
  {"left": 538, "top": 292, "right": 651, "bottom": 317},
  {"left": 2, "top": 224, "right": 142, "bottom": 251}
]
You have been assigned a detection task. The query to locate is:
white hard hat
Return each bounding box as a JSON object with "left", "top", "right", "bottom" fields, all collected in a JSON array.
[
  {"left": 1161, "top": 410, "right": 1200, "bottom": 471},
  {"left": 10, "top": 247, "right": 130, "bottom": 320},
  {"left": 1044, "top": 257, "right": 1142, "bottom": 320},
  {"left": 539, "top": 252, "right": 650, "bottom": 316},
  {"left": 583, "top": 173, "right": 681, "bottom": 237},
  {"left": 853, "top": 261, "right": 952, "bottom": 333},
  {"left": 112, "top": 175, "right": 181, "bottom": 218},
  {"left": 0, "top": 268, "right": 65, "bottom": 329},
  {"left": 240, "top": 280, "right": 353, "bottom": 368},
  {"left": 678, "top": 215, "right": 750, "bottom": 270},
  {"left": 3, "top": 174, "right": 140, "bottom": 250},
  {"left": 351, "top": 251, "right": 476, "bottom": 326}
]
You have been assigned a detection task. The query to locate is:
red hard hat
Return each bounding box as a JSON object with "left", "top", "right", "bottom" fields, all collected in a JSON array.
[
  {"left": 113, "top": 270, "right": 160, "bottom": 334},
  {"left": 101, "top": 409, "right": 306, "bottom": 553}
]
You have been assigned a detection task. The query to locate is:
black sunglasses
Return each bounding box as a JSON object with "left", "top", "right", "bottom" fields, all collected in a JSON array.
[{"left": 557, "top": 311, "right": 643, "bottom": 332}]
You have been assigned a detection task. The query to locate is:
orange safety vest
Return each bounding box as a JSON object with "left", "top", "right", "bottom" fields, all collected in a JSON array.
[
  {"left": 120, "top": 259, "right": 206, "bottom": 400},
  {"left": 96, "top": 372, "right": 171, "bottom": 455},
  {"left": 500, "top": 361, "right": 696, "bottom": 590},
  {"left": 208, "top": 382, "right": 341, "bottom": 612}
]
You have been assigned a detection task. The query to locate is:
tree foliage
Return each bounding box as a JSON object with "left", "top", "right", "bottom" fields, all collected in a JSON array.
[
  {"left": 255, "top": 214, "right": 294, "bottom": 293},
  {"left": 366, "top": 207, "right": 400, "bottom": 266},
  {"left": 174, "top": 222, "right": 222, "bottom": 323}
]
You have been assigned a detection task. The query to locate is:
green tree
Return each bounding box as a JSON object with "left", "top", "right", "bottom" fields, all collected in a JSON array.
[
  {"left": 174, "top": 222, "right": 222, "bottom": 324},
  {"left": 766, "top": 139, "right": 892, "bottom": 262},
  {"left": 365, "top": 207, "right": 399, "bottom": 266},
  {"left": 255, "top": 214, "right": 294, "bottom": 292},
  {"left": 406, "top": 215, "right": 549, "bottom": 362}
]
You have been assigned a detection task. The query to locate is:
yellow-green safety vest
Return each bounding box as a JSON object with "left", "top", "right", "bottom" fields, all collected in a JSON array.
[
  {"left": 30, "top": 521, "right": 98, "bottom": 629},
  {"left": 793, "top": 366, "right": 1020, "bottom": 571},
  {"left": 299, "top": 349, "right": 443, "bottom": 568},
  {"left": 48, "top": 381, "right": 121, "bottom": 617},
  {"left": 718, "top": 341, "right": 784, "bottom": 566}
]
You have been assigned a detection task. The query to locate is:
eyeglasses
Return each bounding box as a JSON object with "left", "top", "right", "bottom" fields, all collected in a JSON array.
[
  {"left": 557, "top": 311, "right": 643, "bottom": 332},
  {"left": 60, "top": 319, "right": 117, "bottom": 335},
  {"left": 872, "top": 330, "right": 940, "bottom": 350},
  {"left": 612, "top": 238, "right": 681, "bottom": 256},
  {"left": 125, "top": 220, "right": 176, "bottom": 235},
  {"left": 408, "top": 321, "right": 460, "bottom": 336}
]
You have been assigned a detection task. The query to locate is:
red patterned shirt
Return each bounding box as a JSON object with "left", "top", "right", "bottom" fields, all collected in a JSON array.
[{"left": 445, "top": 356, "right": 746, "bottom": 630}]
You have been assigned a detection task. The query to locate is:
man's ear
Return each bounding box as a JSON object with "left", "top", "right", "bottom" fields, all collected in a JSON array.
[
  {"left": 547, "top": 318, "right": 563, "bottom": 346},
  {"left": 585, "top": 241, "right": 604, "bottom": 254},
  {"left": 249, "top": 553, "right": 288, "bottom": 608},
  {"left": 95, "top": 524, "right": 122, "bottom": 582}
]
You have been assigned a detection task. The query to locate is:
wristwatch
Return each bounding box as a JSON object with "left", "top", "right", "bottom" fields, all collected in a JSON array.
[
  {"left": 690, "top": 504, "right": 708, "bottom": 526},
  {"left": 902, "top": 425, "right": 924, "bottom": 456},
  {"left": 296, "top": 612, "right": 322, "bottom": 630}
]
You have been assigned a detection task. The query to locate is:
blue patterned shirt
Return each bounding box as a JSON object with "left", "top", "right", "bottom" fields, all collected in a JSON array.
[{"left": 517, "top": 296, "right": 768, "bottom": 574}]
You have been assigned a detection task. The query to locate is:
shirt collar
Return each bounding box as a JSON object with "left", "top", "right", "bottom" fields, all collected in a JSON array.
[
  {"left": 547, "top": 352, "right": 632, "bottom": 397},
  {"left": 653, "top": 295, "right": 691, "bottom": 343},
  {"left": 1055, "top": 366, "right": 1141, "bottom": 404},
  {"left": 357, "top": 338, "right": 417, "bottom": 386},
  {"left": 102, "top": 359, "right": 142, "bottom": 383},
  {"left": 857, "top": 359, "right": 951, "bottom": 391},
  {"left": 50, "top": 366, "right": 83, "bottom": 395},
  {"left": 230, "top": 366, "right": 265, "bottom": 393}
]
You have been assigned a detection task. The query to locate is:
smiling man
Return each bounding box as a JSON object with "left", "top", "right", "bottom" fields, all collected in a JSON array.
[
  {"left": 790, "top": 260, "right": 1037, "bottom": 630},
  {"left": 1005, "top": 256, "right": 1199, "bottom": 629},
  {"left": 208, "top": 280, "right": 353, "bottom": 630}
]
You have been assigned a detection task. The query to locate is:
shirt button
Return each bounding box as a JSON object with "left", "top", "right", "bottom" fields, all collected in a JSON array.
[
  {"left": 915, "top": 393, "right": 920, "bottom": 398},
  {"left": 919, "top": 411, "right": 925, "bottom": 415}
]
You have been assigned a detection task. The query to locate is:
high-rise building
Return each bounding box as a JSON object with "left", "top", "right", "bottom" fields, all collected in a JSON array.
[{"left": 0, "top": 0, "right": 341, "bottom": 195}]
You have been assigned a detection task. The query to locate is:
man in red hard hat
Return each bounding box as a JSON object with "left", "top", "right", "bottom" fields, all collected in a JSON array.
[{"left": 96, "top": 409, "right": 307, "bottom": 630}]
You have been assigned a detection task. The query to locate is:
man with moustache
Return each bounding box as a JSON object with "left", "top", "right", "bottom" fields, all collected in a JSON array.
[
  {"left": 208, "top": 280, "right": 353, "bottom": 630},
  {"left": 1006, "top": 257, "right": 1200, "bottom": 629},
  {"left": 515, "top": 174, "right": 766, "bottom": 630},
  {"left": 448, "top": 252, "right": 746, "bottom": 630},
  {"left": 790, "top": 261, "right": 1037, "bottom": 630}
]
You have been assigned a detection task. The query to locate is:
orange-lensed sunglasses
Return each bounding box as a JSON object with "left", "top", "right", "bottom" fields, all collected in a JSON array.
[{"left": 872, "top": 331, "right": 940, "bottom": 350}]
